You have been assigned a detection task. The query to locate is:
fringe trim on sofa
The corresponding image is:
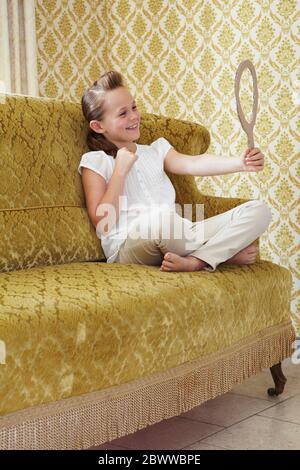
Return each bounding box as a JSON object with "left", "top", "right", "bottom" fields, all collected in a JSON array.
[{"left": 0, "top": 321, "right": 296, "bottom": 450}]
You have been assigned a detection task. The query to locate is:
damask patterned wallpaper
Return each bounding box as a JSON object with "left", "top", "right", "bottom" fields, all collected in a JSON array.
[{"left": 35, "top": 0, "right": 300, "bottom": 333}]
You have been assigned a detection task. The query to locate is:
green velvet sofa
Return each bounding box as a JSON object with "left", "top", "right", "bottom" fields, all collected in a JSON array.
[{"left": 0, "top": 95, "right": 295, "bottom": 449}]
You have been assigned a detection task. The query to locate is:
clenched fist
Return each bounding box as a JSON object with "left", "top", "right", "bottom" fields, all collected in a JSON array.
[{"left": 115, "top": 147, "right": 139, "bottom": 176}]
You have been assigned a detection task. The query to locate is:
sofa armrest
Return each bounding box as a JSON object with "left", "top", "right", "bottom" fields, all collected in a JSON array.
[
  {"left": 192, "top": 192, "right": 261, "bottom": 258},
  {"left": 195, "top": 192, "right": 252, "bottom": 218}
]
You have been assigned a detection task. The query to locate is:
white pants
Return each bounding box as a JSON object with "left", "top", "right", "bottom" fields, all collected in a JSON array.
[{"left": 114, "top": 200, "right": 272, "bottom": 272}]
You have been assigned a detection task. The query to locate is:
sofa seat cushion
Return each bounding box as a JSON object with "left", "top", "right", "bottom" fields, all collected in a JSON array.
[{"left": 0, "top": 259, "right": 292, "bottom": 416}]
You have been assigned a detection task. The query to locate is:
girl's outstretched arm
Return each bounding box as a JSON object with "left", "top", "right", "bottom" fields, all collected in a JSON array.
[{"left": 164, "top": 147, "right": 265, "bottom": 176}]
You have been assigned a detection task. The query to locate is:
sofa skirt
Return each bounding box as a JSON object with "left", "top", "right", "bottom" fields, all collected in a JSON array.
[{"left": 0, "top": 320, "right": 295, "bottom": 450}]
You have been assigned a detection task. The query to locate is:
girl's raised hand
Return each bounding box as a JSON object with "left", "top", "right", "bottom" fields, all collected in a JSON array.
[
  {"left": 115, "top": 147, "right": 139, "bottom": 176},
  {"left": 241, "top": 147, "right": 265, "bottom": 172}
]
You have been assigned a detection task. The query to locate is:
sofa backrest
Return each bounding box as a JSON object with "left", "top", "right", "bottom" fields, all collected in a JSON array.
[{"left": 0, "top": 95, "right": 210, "bottom": 272}]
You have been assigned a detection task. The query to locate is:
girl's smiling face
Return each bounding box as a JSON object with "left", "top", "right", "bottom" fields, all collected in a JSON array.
[{"left": 89, "top": 86, "right": 141, "bottom": 151}]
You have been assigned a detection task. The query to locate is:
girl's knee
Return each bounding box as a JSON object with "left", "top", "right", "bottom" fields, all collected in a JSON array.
[{"left": 253, "top": 200, "right": 272, "bottom": 229}]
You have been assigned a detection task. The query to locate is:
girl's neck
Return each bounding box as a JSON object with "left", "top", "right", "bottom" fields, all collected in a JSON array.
[{"left": 117, "top": 142, "right": 137, "bottom": 153}]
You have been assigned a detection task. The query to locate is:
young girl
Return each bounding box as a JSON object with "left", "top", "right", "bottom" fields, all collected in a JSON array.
[{"left": 78, "top": 71, "right": 271, "bottom": 273}]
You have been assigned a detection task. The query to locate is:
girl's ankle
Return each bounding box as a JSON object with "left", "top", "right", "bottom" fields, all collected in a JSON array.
[{"left": 187, "top": 256, "right": 208, "bottom": 270}]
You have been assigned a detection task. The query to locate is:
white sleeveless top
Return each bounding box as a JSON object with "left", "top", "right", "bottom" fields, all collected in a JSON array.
[{"left": 78, "top": 137, "right": 176, "bottom": 263}]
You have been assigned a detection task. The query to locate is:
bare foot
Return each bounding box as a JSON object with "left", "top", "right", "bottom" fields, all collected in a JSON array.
[
  {"left": 160, "top": 252, "right": 208, "bottom": 272},
  {"left": 160, "top": 243, "right": 259, "bottom": 272},
  {"left": 224, "top": 243, "right": 259, "bottom": 265}
]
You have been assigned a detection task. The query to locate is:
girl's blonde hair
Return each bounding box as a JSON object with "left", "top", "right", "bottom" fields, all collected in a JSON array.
[{"left": 81, "top": 70, "right": 126, "bottom": 158}]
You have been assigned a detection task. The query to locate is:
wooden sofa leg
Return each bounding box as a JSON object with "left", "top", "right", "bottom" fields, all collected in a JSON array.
[{"left": 268, "top": 362, "right": 287, "bottom": 396}]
